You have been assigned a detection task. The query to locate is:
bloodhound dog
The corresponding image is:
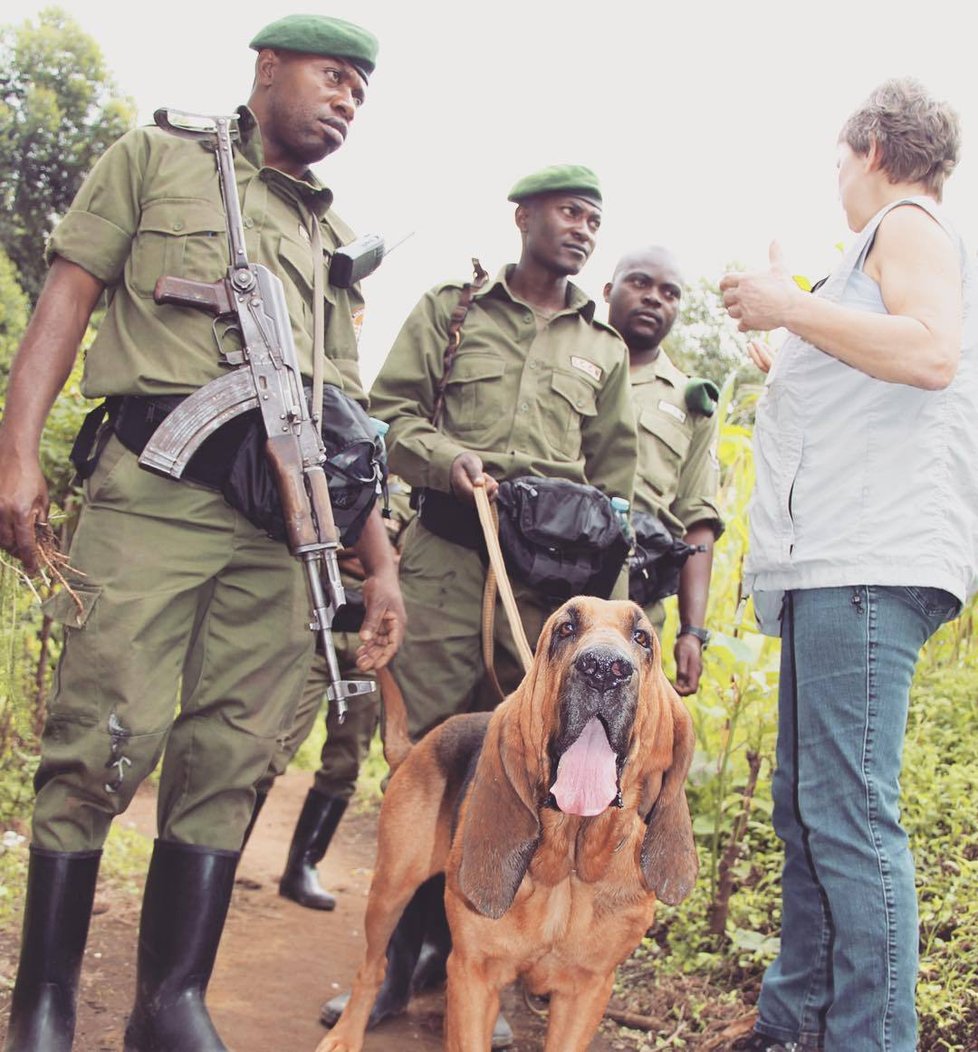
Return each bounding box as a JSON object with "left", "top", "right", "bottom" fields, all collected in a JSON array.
[{"left": 316, "top": 596, "right": 697, "bottom": 1052}]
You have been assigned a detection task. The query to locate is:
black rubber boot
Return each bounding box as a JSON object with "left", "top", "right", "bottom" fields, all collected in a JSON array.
[
  {"left": 410, "top": 875, "right": 451, "bottom": 994},
  {"left": 320, "top": 875, "right": 438, "bottom": 1030},
  {"left": 4, "top": 846, "right": 101, "bottom": 1052},
  {"left": 278, "top": 790, "right": 347, "bottom": 911},
  {"left": 123, "top": 839, "right": 239, "bottom": 1052},
  {"left": 240, "top": 790, "right": 268, "bottom": 852}
]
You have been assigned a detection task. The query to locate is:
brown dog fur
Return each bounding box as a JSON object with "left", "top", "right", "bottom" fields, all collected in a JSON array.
[{"left": 317, "top": 597, "right": 697, "bottom": 1052}]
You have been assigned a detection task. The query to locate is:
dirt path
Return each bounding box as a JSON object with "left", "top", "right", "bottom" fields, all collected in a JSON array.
[{"left": 1, "top": 772, "right": 648, "bottom": 1051}]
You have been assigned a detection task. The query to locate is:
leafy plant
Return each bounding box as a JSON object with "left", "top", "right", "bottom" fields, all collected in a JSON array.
[{"left": 0, "top": 6, "right": 136, "bottom": 303}]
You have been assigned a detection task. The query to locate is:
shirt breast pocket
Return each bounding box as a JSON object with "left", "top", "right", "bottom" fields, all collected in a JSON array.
[
  {"left": 637, "top": 407, "right": 691, "bottom": 499},
  {"left": 544, "top": 370, "right": 598, "bottom": 457},
  {"left": 130, "top": 199, "right": 228, "bottom": 299},
  {"left": 444, "top": 352, "right": 505, "bottom": 433},
  {"left": 276, "top": 234, "right": 335, "bottom": 336}
]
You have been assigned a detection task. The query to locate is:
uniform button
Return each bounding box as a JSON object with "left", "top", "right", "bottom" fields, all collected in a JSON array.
[
  {"left": 520, "top": 402, "right": 529, "bottom": 412},
  {"left": 576, "top": 398, "right": 584, "bottom": 407},
  {"left": 172, "top": 220, "right": 184, "bottom": 231},
  {"left": 523, "top": 312, "right": 533, "bottom": 322},
  {"left": 243, "top": 216, "right": 255, "bottom": 228},
  {"left": 529, "top": 360, "right": 539, "bottom": 370}
]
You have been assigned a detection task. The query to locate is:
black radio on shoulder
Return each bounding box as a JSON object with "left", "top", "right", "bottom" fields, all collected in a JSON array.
[{"left": 329, "top": 233, "right": 385, "bottom": 288}]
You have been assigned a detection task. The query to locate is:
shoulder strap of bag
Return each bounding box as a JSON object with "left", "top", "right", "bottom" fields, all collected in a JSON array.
[{"left": 430, "top": 257, "right": 489, "bottom": 427}]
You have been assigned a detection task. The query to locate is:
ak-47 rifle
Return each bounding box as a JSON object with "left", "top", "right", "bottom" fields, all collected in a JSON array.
[{"left": 139, "top": 108, "right": 374, "bottom": 720}]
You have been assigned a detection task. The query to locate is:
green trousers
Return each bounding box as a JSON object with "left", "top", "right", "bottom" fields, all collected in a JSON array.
[
  {"left": 258, "top": 633, "right": 379, "bottom": 801},
  {"left": 33, "top": 436, "right": 314, "bottom": 852},
  {"left": 645, "top": 599, "right": 667, "bottom": 638},
  {"left": 390, "top": 519, "right": 557, "bottom": 740}
]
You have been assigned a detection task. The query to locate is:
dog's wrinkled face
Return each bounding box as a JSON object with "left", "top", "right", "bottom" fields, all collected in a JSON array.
[{"left": 545, "top": 599, "right": 657, "bottom": 816}]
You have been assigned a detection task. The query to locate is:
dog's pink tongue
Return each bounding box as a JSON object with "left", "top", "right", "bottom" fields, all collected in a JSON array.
[{"left": 550, "top": 717, "right": 618, "bottom": 817}]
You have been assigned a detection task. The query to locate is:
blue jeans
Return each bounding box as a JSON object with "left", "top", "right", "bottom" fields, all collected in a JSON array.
[{"left": 755, "top": 585, "right": 959, "bottom": 1052}]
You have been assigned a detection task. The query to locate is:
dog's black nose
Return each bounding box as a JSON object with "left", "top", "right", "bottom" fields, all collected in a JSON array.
[{"left": 574, "top": 646, "right": 634, "bottom": 693}]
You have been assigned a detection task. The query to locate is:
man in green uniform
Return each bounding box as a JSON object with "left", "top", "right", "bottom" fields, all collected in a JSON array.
[
  {"left": 320, "top": 166, "right": 637, "bottom": 1050},
  {"left": 604, "top": 245, "right": 723, "bottom": 695},
  {"left": 0, "top": 16, "right": 404, "bottom": 1052},
  {"left": 370, "top": 164, "right": 637, "bottom": 741}
]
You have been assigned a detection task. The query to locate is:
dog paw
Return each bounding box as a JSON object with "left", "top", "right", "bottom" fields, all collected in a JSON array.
[{"left": 315, "top": 1035, "right": 361, "bottom": 1052}]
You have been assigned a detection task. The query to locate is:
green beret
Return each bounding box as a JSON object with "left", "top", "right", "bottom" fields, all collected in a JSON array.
[
  {"left": 250, "top": 15, "right": 378, "bottom": 80},
  {"left": 685, "top": 378, "right": 720, "bottom": 417},
  {"left": 507, "top": 164, "right": 602, "bottom": 205}
]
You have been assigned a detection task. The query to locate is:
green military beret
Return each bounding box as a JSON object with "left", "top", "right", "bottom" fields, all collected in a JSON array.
[
  {"left": 249, "top": 15, "right": 379, "bottom": 80},
  {"left": 507, "top": 164, "right": 602, "bottom": 204},
  {"left": 685, "top": 378, "right": 720, "bottom": 417}
]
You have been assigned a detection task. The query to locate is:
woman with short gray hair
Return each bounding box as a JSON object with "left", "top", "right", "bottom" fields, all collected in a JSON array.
[{"left": 721, "top": 78, "right": 977, "bottom": 1052}]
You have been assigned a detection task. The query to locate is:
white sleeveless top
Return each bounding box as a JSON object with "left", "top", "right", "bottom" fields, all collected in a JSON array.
[{"left": 746, "top": 197, "right": 978, "bottom": 634}]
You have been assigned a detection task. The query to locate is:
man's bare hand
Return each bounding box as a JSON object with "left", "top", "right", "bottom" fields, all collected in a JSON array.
[
  {"left": 673, "top": 634, "right": 704, "bottom": 696},
  {"left": 449, "top": 452, "right": 498, "bottom": 506},
  {"left": 0, "top": 447, "right": 49, "bottom": 575},
  {"left": 356, "top": 569, "right": 406, "bottom": 671},
  {"left": 0, "top": 258, "right": 106, "bottom": 576}
]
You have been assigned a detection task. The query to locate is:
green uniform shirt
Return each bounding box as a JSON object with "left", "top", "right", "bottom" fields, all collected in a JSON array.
[
  {"left": 631, "top": 351, "right": 723, "bottom": 538},
  {"left": 47, "top": 107, "right": 366, "bottom": 402},
  {"left": 370, "top": 266, "right": 636, "bottom": 502}
]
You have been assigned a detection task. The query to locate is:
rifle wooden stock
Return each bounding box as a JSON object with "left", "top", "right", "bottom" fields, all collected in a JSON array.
[
  {"left": 265, "top": 435, "right": 324, "bottom": 552},
  {"left": 154, "top": 275, "right": 234, "bottom": 316},
  {"left": 307, "top": 466, "right": 339, "bottom": 545}
]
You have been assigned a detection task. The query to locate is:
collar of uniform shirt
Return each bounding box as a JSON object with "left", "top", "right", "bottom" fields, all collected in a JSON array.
[
  {"left": 631, "top": 349, "right": 685, "bottom": 388},
  {"left": 234, "top": 104, "right": 334, "bottom": 217},
  {"left": 476, "top": 264, "right": 597, "bottom": 322}
]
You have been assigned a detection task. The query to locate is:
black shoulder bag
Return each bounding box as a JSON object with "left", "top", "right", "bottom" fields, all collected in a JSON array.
[
  {"left": 628, "top": 509, "right": 705, "bottom": 606},
  {"left": 494, "top": 477, "right": 629, "bottom": 601},
  {"left": 223, "top": 383, "right": 387, "bottom": 547}
]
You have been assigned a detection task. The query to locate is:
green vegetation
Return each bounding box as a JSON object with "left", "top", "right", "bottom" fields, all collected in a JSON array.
[
  {"left": 0, "top": 6, "right": 135, "bottom": 928},
  {"left": 0, "top": 6, "right": 136, "bottom": 303}
]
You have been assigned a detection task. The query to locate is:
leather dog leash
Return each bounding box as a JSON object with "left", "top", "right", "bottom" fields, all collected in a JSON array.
[{"left": 473, "top": 480, "right": 533, "bottom": 699}]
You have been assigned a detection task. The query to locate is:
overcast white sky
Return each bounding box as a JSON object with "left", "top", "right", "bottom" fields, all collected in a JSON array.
[{"left": 12, "top": 0, "right": 978, "bottom": 385}]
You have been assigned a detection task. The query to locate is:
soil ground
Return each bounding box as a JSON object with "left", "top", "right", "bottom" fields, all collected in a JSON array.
[{"left": 0, "top": 771, "right": 754, "bottom": 1051}]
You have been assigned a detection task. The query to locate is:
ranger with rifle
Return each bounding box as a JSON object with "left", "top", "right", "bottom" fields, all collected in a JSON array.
[{"left": 0, "top": 15, "right": 404, "bottom": 1052}]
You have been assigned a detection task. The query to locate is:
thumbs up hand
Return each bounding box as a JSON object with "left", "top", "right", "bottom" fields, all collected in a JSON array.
[{"left": 719, "top": 240, "right": 803, "bottom": 333}]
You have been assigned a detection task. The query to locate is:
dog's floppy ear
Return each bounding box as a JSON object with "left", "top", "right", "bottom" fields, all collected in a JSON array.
[
  {"left": 457, "top": 705, "right": 541, "bottom": 920},
  {"left": 640, "top": 676, "right": 698, "bottom": 905}
]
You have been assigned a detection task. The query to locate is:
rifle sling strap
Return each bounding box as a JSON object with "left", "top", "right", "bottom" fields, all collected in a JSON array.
[{"left": 310, "top": 216, "right": 326, "bottom": 431}]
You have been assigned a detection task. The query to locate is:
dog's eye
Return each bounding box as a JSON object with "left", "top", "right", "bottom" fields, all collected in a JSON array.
[
  {"left": 557, "top": 620, "right": 575, "bottom": 639},
  {"left": 633, "top": 629, "right": 652, "bottom": 650}
]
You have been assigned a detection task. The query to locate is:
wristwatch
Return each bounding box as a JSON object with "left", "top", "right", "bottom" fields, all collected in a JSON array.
[{"left": 678, "top": 624, "right": 711, "bottom": 648}]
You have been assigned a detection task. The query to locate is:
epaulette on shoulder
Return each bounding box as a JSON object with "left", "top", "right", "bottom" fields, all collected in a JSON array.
[
  {"left": 591, "top": 317, "right": 621, "bottom": 339},
  {"left": 432, "top": 277, "right": 470, "bottom": 296},
  {"left": 433, "top": 259, "right": 490, "bottom": 297},
  {"left": 684, "top": 377, "right": 720, "bottom": 417},
  {"left": 324, "top": 208, "right": 357, "bottom": 245}
]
